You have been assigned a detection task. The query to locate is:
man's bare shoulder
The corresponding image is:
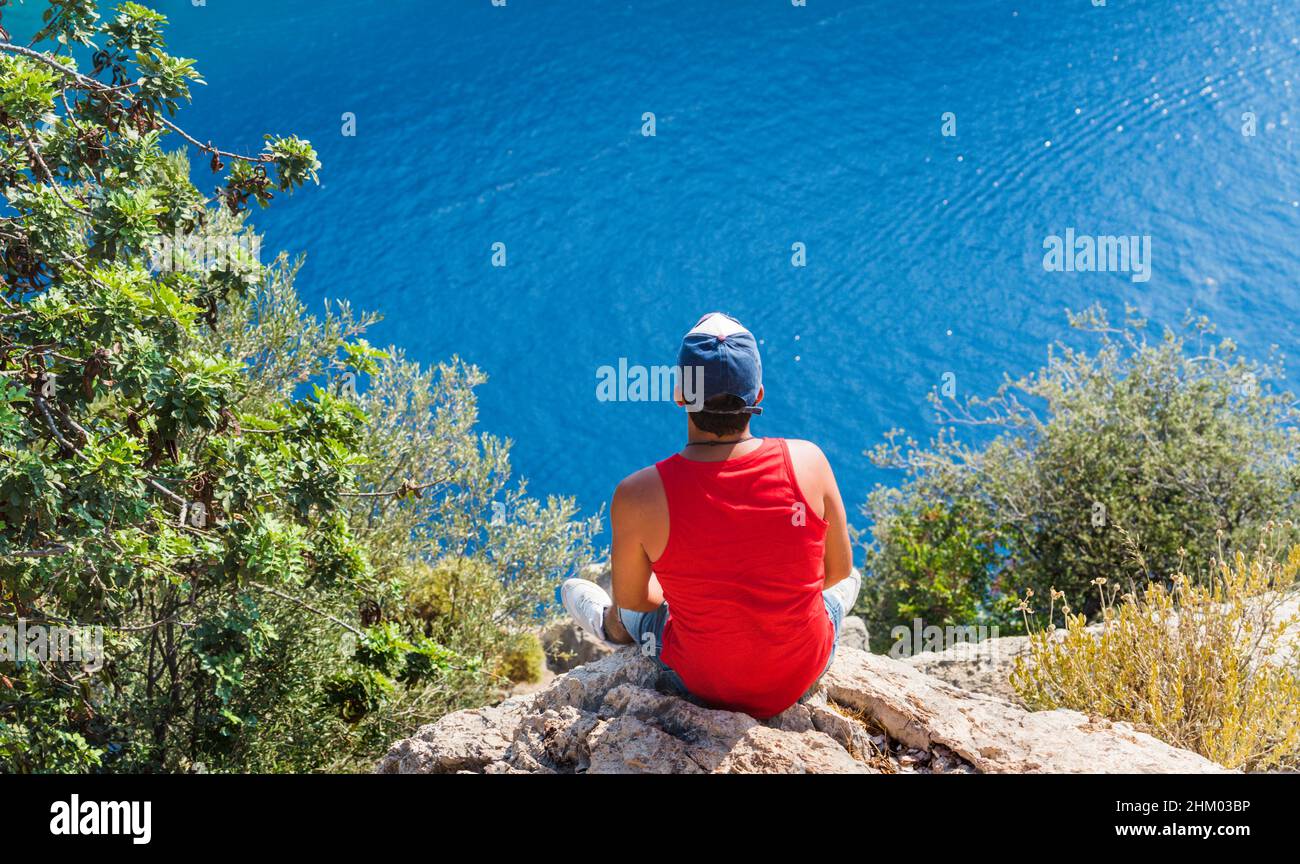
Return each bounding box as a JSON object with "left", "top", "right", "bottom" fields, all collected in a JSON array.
[
  {"left": 783, "top": 438, "right": 830, "bottom": 468},
  {"left": 612, "top": 465, "right": 665, "bottom": 509},
  {"left": 611, "top": 465, "right": 669, "bottom": 558},
  {"left": 782, "top": 439, "right": 837, "bottom": 520}
]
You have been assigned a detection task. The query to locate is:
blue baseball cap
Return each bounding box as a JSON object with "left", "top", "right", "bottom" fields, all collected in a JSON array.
[{"left": 677, "top": 312, "right": 763, "bottom": 414}]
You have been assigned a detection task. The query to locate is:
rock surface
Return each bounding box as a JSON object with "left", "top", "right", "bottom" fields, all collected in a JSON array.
[
  {"left": 378, "top": 645, "right": 1229, "bottom": 774},
  {"left": 825, "top": 648, "right": 1226, "bottom": 773},
  {"left": 838, "top": 615, "right": 870, "bottom": 651},
  {"left": 541, "top": 620, "right": 615, "bottom": 673},
  {"left": 902, "top": 635, "right": 1033, "bottom": 703}
]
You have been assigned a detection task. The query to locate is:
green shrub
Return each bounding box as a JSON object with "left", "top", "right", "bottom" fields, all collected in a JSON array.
[
  {"left": 860, "top": 498, "right": 1013, "bottom": 651},
  {"left": 406, "top": 557, "right": 501, "bottom": 626},
  {"left": 495, "top": 632, "right": 546, "bottom": 685},
  {"left": 862, "top": 305, "right": 1300, "bottom": 645},
  {"left": 407, "top": 558, "right": 548, "bottom": 685}
]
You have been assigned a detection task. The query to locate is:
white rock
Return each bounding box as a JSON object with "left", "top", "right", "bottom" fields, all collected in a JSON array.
[{"left": 376, "top": 645, "right": 1229, "bottom": 774}]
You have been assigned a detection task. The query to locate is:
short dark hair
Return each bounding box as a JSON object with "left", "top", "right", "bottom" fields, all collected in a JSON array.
[{"left": 688, "top": 393, "right": 752, "bottom": 436}]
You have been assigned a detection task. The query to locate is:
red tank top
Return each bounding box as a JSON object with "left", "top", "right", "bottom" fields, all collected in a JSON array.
[{"left": 653, "top": 437, "right": 833, "bottom": 719}]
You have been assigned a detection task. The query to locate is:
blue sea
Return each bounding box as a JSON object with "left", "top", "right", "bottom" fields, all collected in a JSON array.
[{"left": 10, "top": 0, "right": 1300, "bottom": 535}]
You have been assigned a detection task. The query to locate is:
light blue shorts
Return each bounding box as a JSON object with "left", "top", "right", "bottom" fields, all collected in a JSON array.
[{"left": 618, "top": 591, "right": 847, "bottom": 700}]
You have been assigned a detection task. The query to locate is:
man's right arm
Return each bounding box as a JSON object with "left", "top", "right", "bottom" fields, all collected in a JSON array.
[
  {"left": 811, "top": 444, "right": 852, "bottom": 592},
  {"left": 788, "top": 439, "right": 854, "bottom": 590},
  {"left": 818, "top": 453, "right": 853, "bottom": 590}
]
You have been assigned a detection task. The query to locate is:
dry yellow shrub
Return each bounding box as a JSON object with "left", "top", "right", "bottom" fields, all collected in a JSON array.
[{"left": 1011, "top": 539, "right": 1300, "bottom": 771}]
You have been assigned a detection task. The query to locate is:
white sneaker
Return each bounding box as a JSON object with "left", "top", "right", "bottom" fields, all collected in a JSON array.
[
  {"left": 826, "top": 567, "right": 862, "bottom": 612},
  {"left": 561, "top": 578, "right": 613, "bottom": 645}
]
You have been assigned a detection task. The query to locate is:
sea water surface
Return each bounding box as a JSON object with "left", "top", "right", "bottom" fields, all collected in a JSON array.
[{"left": 10, "top": 0, "right": 1300, "bottom": 534}]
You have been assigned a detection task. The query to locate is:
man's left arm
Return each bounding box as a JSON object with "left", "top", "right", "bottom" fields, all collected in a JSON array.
[{"left": 610, "top": 473, "right": 665, "bottom": 612}]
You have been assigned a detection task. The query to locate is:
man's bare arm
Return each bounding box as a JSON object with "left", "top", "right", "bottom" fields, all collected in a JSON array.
[
  {"left": 610, "top": 472, "right": 666, "bottom": 612},
  {"left": 787, "top": 440, "right": 854, "bottom": 590},
  {"left": 814, "top": 447, "right": 853, "bottom": 590}
]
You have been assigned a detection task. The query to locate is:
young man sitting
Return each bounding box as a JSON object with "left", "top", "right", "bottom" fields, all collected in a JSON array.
[{"left": 562, "top": 312, "right": 860, "bottom": 719}]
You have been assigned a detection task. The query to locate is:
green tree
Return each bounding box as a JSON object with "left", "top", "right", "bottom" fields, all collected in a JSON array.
[{"left": 1, "top": 1, "right": 596, "bottom": 773}]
